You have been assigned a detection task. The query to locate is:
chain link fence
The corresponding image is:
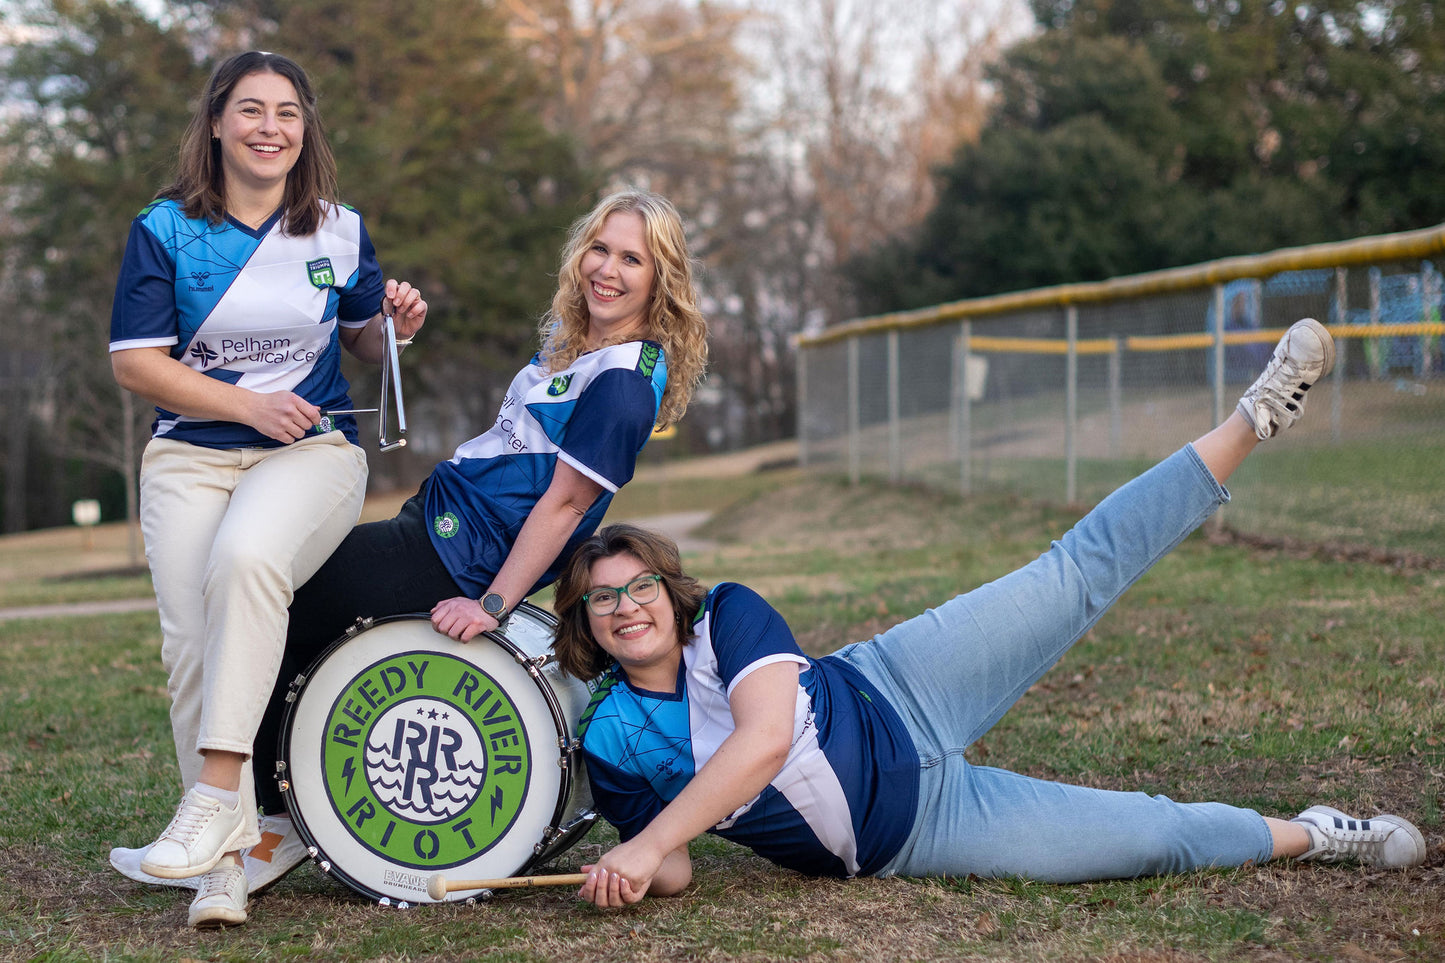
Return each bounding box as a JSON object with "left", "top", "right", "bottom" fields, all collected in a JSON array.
[{"left": 797, "top": 227, "right": 1445, "bottom": 559}]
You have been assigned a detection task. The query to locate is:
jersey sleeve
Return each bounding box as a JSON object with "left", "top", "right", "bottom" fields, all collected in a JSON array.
[
  {"left": 109, "top": 214, "right": 180, "bottom": 351},
  {"left": 551, "top": 367, "right": 658, "bottom": 492},
  {"left": 335, "top": 210, "right": 385, "bottom": 327},
  {"left": 708, "top": 583, "right": 809, "bottom": 693},
  {"left": 581, "top": 747, "right": 667, "bottom": 843}
]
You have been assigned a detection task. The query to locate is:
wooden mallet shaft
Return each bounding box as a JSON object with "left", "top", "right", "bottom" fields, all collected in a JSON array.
[{"left": 427, "top": 872, "right": 588, "bottom": 900}]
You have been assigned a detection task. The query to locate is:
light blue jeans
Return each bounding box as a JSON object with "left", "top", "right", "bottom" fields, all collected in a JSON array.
[{"left": 839, "top": 445, "right": 1274, "bottom": 882}]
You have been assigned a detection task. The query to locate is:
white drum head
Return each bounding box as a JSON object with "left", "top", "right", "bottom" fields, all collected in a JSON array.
[{"left": 283, "top": 613, "right": 569, "bottom": 903}]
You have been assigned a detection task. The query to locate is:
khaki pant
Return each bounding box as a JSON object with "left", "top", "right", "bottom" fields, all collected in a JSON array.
[{"left": 140, "top": 431, "right": 367, "bottom": 848}]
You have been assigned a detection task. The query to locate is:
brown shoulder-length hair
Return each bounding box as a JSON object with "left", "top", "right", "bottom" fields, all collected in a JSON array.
[
  {"left": 551, "top": 524, "right": 708, "bottom": 681},
  {"left": 536, "top": 190, "right": 709, "bottom": 430},
  {"left": 159, "top": 51, "right": 339, "bottom": 236}
]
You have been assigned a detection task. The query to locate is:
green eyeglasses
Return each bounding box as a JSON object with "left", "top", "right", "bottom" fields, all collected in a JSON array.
[{"left": 582, "top": 574, "right": 664, "bottom": 616}]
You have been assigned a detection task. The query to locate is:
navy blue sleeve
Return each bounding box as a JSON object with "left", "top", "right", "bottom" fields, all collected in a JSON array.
[
  {"left": 110, "top": 216, "right": 179, "bottom": 347},
  {"left": 546, "top": 367, "right": 658, "bottom": 491},
  {"left": 708, "top": 583, "right": 805, "bottom": 688},
  {"left": 336, "top": 212, "right": 385, "bottom": 323},
  {"left": 583, "top": 747, "right": 666, "bottom": 843}
]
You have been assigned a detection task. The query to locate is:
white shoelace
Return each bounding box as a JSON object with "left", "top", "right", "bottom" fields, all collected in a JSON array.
[
  {"left": 1256, "top": 354, "right": 1310, "bottom": 407},
  {"left": 162, "top": 794, "right": 221, "bottom": 847},
  {"left": 1308, "top": 821, "right": 1389, "bottom": 861},
  {"left": 196, "top": 862, "right": 245, "bottom": 901}
]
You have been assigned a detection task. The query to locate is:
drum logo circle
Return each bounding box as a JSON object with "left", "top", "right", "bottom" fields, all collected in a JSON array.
[{"left": 320, "top": 650, "right": 532, "bottom": 869}]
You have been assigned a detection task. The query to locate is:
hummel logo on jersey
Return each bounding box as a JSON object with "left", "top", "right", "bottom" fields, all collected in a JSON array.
[
  {"left": 547, "top": 375, "right": 573, "bottom": 396},
  {"left": 188, "top": 271, "right": 214, "bottom": 292},
  {"left": 189, "top": 342, "right": 219, "bottom": 366},
  {"left": 307, "top": 258, "right": 335, "bottom": 288}
]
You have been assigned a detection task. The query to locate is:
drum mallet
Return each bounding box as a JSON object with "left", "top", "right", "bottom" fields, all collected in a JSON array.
[{"left": 427, "top": 872, "right": 588, "bottom": 900}]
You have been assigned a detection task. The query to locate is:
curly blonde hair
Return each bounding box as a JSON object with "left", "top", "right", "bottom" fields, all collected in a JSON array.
[{"left": 537, "top": 190, "right": 708, "bottom": 429}]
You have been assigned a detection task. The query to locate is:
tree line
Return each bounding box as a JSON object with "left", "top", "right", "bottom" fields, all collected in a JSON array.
[
  {"left": 2, "top": 0, "right": 1441, "bottom": 535},
  {"left": 851, "top": 0, "right": 1445, "bottom": 311}
]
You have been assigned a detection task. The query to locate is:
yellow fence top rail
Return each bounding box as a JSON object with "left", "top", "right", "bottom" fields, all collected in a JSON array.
[
  {"left": 797, "top": 222, "right": 1445, "bottom": 348},
  {"left": 956, "top": 324, "right": 1445, "bottom": 355}
]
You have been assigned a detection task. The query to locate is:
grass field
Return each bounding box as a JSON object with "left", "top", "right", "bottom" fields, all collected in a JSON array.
[{"left": 1, "top": 452, "right": 1442, "bottom": 962}]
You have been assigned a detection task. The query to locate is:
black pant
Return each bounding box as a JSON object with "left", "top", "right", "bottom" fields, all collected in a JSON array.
[{"left": 252, "top": 489, "right": 465, "bottom": 812}]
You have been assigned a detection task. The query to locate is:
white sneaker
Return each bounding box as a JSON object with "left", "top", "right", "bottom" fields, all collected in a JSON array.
[
  {"left": 109, "top": 844, "right": 200, "bottom": 890},
  {"left": 1236, "top": 318, "right": 1336, "bottom": 440},
  {"left": 188, "top": 855, "right": 248, "bottom": 928},
  {"left": 1292, "top": 805, "right": 1427, "bottom": 869},
  {"left": 243, "top": 814, "right": 308, "bottom": 893},
  {"left": 110, "top": 813, "right": 306, "bottom": 894},
  {"left": 140, "top": 787, "right": 247, "bottom": 879}
]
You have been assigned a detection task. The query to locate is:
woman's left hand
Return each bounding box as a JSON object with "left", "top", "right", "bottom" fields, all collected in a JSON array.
[
  {"left": 429, "top": 596, "right": 498, "bottom": 642},
  {"left": 383, "top": 278, "right": 427, "bottom": 340}
]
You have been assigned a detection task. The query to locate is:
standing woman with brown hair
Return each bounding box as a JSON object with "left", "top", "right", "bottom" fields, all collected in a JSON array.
[{"left": 108, "top": 51, "right": 427, "bottom": 927}]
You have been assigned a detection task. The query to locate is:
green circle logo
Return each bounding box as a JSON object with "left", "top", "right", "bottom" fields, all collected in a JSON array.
[
  {"left": 433, "top": 512, "right": 459, "bottom": 538},
  {"left": 320, "top": 651, "right": 532, "bottom": 869}
]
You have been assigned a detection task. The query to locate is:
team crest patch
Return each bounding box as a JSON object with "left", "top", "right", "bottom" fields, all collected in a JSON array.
[
  {"left": 433, "top": 512, "right": 460, "bottom": 538},
  {"left": 307, "top": 258, "right": 336, "bottom": 288},
  {"left": 547, "top": 375, "right": 573, "bottom": 396},
  {"left": 319, "top": 651, "right": 534, "bottom": 869}
]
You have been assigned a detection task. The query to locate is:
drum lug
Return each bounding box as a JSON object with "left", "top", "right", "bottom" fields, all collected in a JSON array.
[
  {"left": 533, "top": 827, "right": 562, "bottom": 855},
  {"left": 283, "top": 671, "right": 308, "bottom": 703},
  {"left": 345, "top": 616, "right": 374, "bottom": 638},
  {"left": 531, "top": 810, "right": 598, "bottom": 862},
  {"left": 272, "top": 758, "right": 292, "bottom": 795},
  {"left": 514, "top": 650, "right": 553, "bottom": 671}
]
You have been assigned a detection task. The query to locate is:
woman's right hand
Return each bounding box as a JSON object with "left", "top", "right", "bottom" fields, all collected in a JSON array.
[
  {"left": 577, "top": 842, "right": 692, "bottom": 907},
  {"left": 243, "top": 390, "right": 322, "bottom": 443},
  {"left": 112, "top": 346, "right": 322, "bottom": 443}
]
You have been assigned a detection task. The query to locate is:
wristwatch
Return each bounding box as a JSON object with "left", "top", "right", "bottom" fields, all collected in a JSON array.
[{"left": 480, "top": 591, "right": 509, "bottom": 621}]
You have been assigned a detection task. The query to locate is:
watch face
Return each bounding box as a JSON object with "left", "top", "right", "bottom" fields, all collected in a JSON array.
[{"left": 483, "top": 593, "right": 505, "bottom": 616}]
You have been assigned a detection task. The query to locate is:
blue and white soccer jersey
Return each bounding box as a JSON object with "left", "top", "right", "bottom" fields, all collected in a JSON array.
[
  {"left": 109, "top": 199, "right": 385, "bottom": 448},
  {"left": 423, "top": 340, "right": 667, "bottom": 599},
  {"left": 579, "top": 583, "right": 921, "bottom": 878}
]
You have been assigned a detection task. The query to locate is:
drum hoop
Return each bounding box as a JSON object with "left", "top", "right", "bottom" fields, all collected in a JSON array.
[
  {"left": 479, "top": 603, "right": 583, "bottom": 835},
  {"left": 276, "top": 602, "right": 580, "bottom": 902}
]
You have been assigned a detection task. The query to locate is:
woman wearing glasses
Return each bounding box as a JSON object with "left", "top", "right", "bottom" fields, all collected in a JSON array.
[
  {"left": 111, "top": 188, "right": 709, "bottom": 920},
  {"left": 551, "top": 320, "right": 1424, "bottom": 907}
]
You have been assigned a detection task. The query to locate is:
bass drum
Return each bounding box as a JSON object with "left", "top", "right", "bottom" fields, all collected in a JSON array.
[{"left": 276, "top": 604, "right": 596, "bottom": 904}]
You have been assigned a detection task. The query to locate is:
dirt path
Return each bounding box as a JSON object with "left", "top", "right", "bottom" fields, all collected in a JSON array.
[
  {"left": 0, "top": 512, "right": 723, "bottom": 622},
  {"left": 0, "top": 439, "right": 795, "bottom": 621}
]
